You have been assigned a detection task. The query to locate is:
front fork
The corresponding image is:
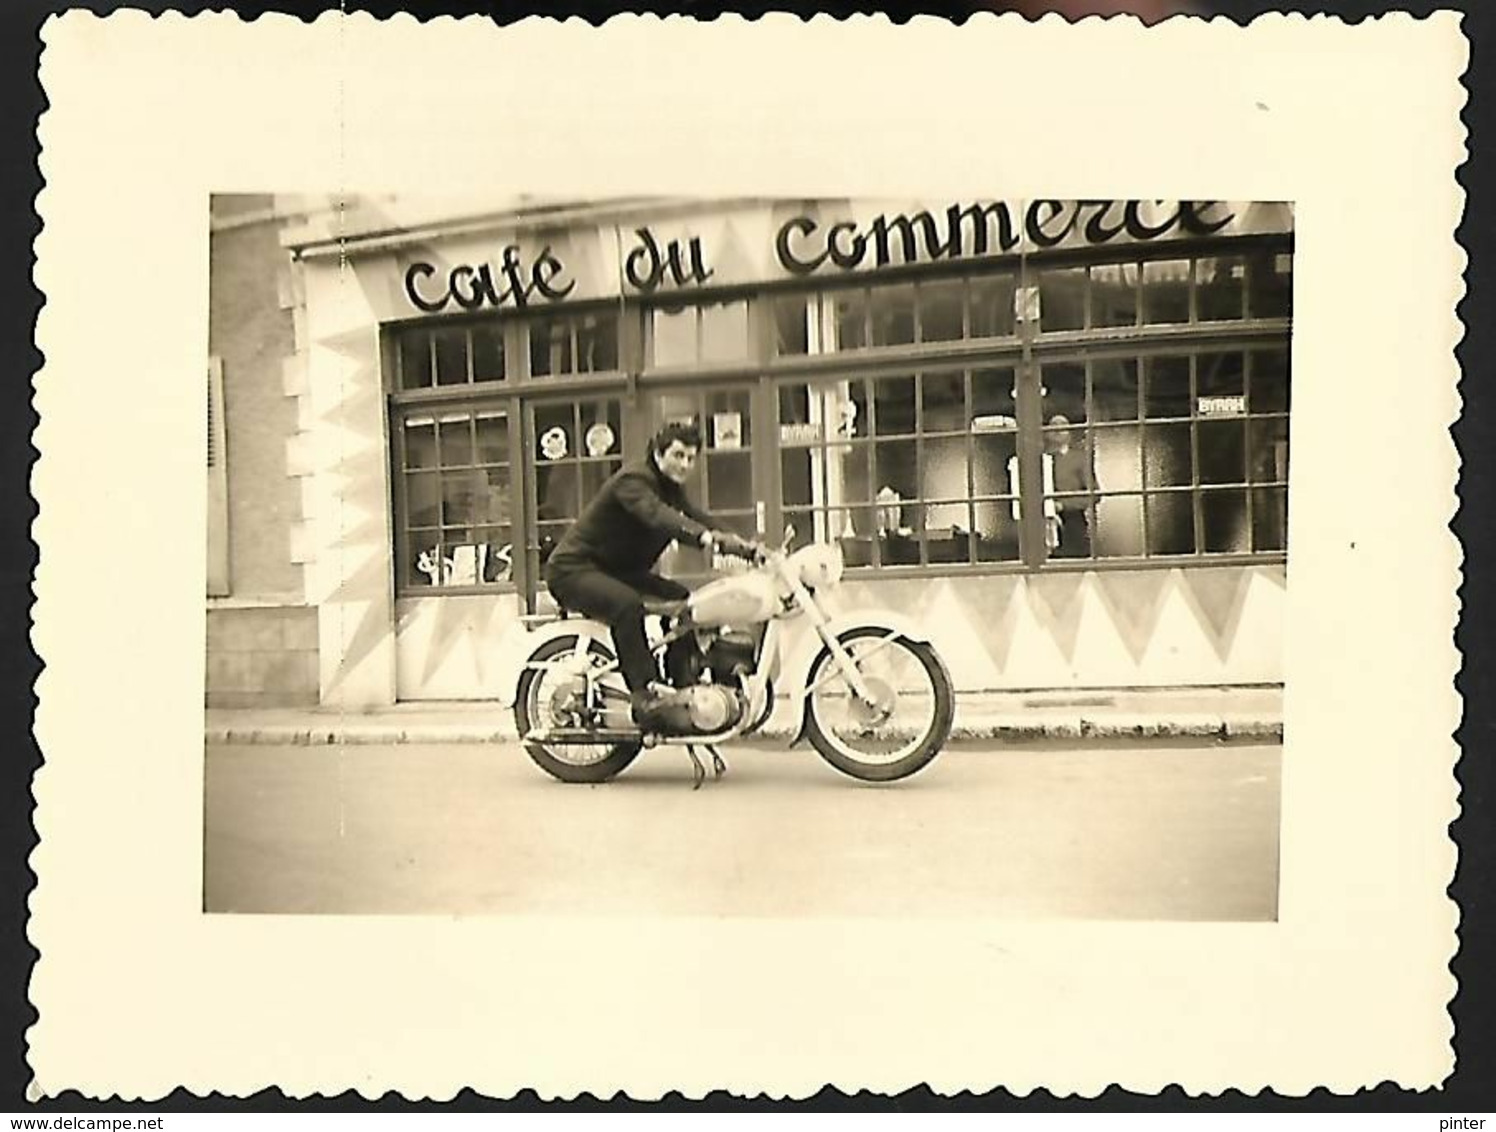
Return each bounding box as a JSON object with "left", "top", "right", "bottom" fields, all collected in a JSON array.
[{"left": 779, "top": 573, "right": 878, "bottom": 706}]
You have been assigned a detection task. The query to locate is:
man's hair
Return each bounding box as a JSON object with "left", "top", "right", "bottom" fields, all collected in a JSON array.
[{"left": 651, "top": 420, "right": 703, "bottom": 455}]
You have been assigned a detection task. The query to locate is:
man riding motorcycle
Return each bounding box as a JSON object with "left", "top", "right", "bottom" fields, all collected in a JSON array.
[{"left": 543, "top": 421, "right": 758, "bottom": 726}]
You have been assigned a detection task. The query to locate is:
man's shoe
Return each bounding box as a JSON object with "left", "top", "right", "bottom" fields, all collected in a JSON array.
[{"left": 630, "top": 685, "right": 676, "bottom": 727}]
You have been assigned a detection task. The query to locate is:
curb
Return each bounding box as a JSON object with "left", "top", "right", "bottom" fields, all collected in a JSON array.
[{"left": 206, "top": 717, "right": 1282, "bottom": 746}]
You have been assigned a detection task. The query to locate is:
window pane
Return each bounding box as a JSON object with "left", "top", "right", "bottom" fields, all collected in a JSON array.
[
  {"left": 1038, "top": 267, "right": 1086, "bottom": 331},
  {"left": 1247, "top": 250, "right": 1293, "bottom": 319},
  {"left": 707, "top": 451, "right": 754, "bottom": 511},
  {"left": 1202, "top": 489, "right": 1250, "bottom": 553},
  {"left": 1197, "top": 351, "right": 1245, "bottom": 400},
  {"left": 918, "top": 279, "right": 966, "bottom": 342},
  {"left": 1249, "top": 417, "right": 1290, "bottom": 483},
  {"left": 475, "top": 526, "right": 515, "bottom": 583},
  {"left": 1197, "top": 419, "right": 1246, "bottom": 485},
  {"left": 873, "top": 439, "right": 919, "bottom": 503},
  {"left": 973, "top": 432, "right": 1016, "bottom": 499},
  {"left": 536, "top": 463, "right": 580, "bottom": 522},
  {"left": 832, "top": 291, "right": 868, "bottom": 350},
  {"left": 477, "top": 466, "right": 513, "bottom": 524},
  {"left": 969, "top": 274, "right": 1016, "bottom": 339},
  {"left": 437, "top": 414, "right": 474, "bottom": 467},
  {"left": 1250, "top": 347, "right": 1291, "bottom": 413},
  {"left": 405, "top": 473, "right": 440, "bottom": 527},
  {"left": 441, "top": 471, "right": 484, "bottom": 525},
  {"left": 400, "top": 332, "right": 433, "bottom": 389},
  {"left": 577, "top": 400, "right": 622, "bottom": 458},
  {"left": 1041, "top": 362, "right": 1087, "bottom": 426},
  {"left": 869, "top": 285, "right": 917, "bottom": 347},
  {"left": 1144, "top": 355, "right": 1192, "bottom": 419},
  {"left": 972, "top": 367, "right": 1017, "bottom": 425},
  {"left": 774, "top": 295, "right": 810, "bottom": 356},
  {"left": 1141, "top": 259, "right": 1192, "bottom": 324},
  {"left": 1092, "top": 357, "right": 1140, "bottom": 422},
  {"left": 649, "top": 305, "right": 696, "bottom": 368},
  {"left": 699, "top": 300, "right": 750, "bottom": 363},
  {"left": 475, "top": 412, "right": 509, "bottom": 465},
  {"left": 921, "top": 371, "right": 966, "bottom": 432},
  {"left": 872, "top": 374, "right": 916, "bottom": 436},
  {"left": 1090, "top": 262, "right": 1139, "bottom": 328},
  {"left": 781, "top": 448, "right": 815, "bottom": 508},
  {"left": 471, "top": 323, "right": 505, "bottom": 381},
  {"left": 579, "top": 459, "right": 620, "bottom": 504},
  {"left": 926, "top": 506, "right": 975, "bottom": 564},
  {"left": 434, "top": 327, "right": 468, "bottom": 386},
  {"left": 1094, "top": 495, "right": 1145, "bottom": 558},
  {"left": 530, "top": 315, "right": 574, "bottom": 377},
  {"left": 706, "top": 388, "right": 752, "bottom": 449},
  {"left": 1146, "top": 492, "right": 1196, "bottom": 555},
  {"left": 1252, "top": 487, "right": 1288, "bottom": 552},
  {"left": 533, "top": 403, "right": 574, "bottom": 461},
  {"left": 923, "top": 436, "right": 968, "bottom": 503},
  {"left": 831, "top": 443, "right": 872, "bottom": 504},
  {"left": 1094, "top": 426, "right": 1143, "bottom": 492},
  {"left": 576, "top": 312, "right": 618, "bottom": 372},
  {"left": 406, "top": 534, "right": 439, "bottom": 587},
  {"left": 1196, "top": 256, "right": 1245, "bottom": 322},
  {"left": 403, "top": 417, "right": 437, "bottom": 469},
  {"left": 1144, "top": 422, "right": 1193, "bottom": 487}
]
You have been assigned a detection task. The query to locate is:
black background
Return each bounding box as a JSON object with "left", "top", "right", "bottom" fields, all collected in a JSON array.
[{"left": 1, "top": 0, "right": 1489, "bottom": 1113}]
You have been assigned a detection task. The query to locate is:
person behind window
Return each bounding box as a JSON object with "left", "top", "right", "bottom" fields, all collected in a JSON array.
[
  {"left": 543, "top": 421, "right": 758, "bottom": 726},
  {"left": 1047, "top": 415, "right": 1096, "bottom": 558}
]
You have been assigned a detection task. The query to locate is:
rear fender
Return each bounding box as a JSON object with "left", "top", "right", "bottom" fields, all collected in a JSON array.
[
  {"left": 780, "top": 611, "right": 936, "bottom": 746},
  {"left": 495, "top": 617, "right": 611, "bottom": 707}
]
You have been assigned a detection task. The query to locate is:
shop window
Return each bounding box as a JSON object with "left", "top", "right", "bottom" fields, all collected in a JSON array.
[
  {"left": 1038, "top": 247, "right": 1290, "bottom": 335},
  {"left": 648, "top": 299, "right": 750, "bottom": 367},
  {"left": 776, "top": 368, "right": 1019, "bottom": 568},
  {"left": 1038, "top": 267, "right": 1086, "bottom": 332},
  {"left": 395, "top": 407, "right": 514, "bottom": 591},
  {"left": 1196, "top": 256, "right": 1245, "bottom": 322},
  {"left": 772, "top": 293, "right": 810, "bottom": 356},
  {"left": 789, "top": 275, "right": 1016, "bottom": 357},
  {"left": 528, "top": 398, "right": 623, "bottom": 579},
  {"left": 1142, "top": 259, "right": 1193, "bottom": 324},
  {"left": 530, "top": 309, "right": 620, "bottom": 376},
  {"left": 1040, "top": 347, "right": 1290, "bottom": 563},
  {"left": 1090, "top": 263, "right": 1139, "bottom": 329},
  {"left": 396, "top": 321, "right": 507, "bottom": 390},
  {"left": 969, "top": 275, "right": 1017, "bottom": 340},
  {"left": 1247, "top": 251, "right": 1293, "bottom": 319}
]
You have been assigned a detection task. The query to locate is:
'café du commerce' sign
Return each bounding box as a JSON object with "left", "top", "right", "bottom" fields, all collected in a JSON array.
[{"left": 398, "top": 199, "right": 1295, "bottom": 315}]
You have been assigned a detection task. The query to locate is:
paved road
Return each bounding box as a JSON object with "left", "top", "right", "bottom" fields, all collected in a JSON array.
[{"left": 203, "top": 739, "right": 1280, "bottom": 921}]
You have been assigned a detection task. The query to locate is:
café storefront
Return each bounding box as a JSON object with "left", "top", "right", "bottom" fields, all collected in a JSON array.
[{"left": 279, "top": 197, "right": 1292, "bottom": 709}]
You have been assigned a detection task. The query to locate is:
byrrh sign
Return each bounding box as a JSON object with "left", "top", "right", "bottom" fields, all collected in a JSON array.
[{"left": 395, "top": 200, "right": 1290, "bottom": 315}]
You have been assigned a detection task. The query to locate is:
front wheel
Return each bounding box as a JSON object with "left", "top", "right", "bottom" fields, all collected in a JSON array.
[
  {"left": 514, "top": 635, "right": 642, "bottom": 784},
  {"left": 804, "top": 627, "right": 954, "bottom": 782}
]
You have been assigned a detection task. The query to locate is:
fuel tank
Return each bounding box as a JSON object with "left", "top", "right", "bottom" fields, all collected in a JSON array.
[{"left": 688, "top": 571, "right": 778, "bottom": 627}]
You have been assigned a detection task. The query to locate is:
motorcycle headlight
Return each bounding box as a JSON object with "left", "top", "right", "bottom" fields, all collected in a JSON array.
[{"left": 792, "top": 543, "right": 844, "bottom": 590}]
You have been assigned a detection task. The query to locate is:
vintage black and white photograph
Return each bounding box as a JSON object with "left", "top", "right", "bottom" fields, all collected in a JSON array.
[
  {"left": 203, "top": 195, "right": 1293, "bottom": 920},
  {"left": 29, "top": 10, "right": 1463, "bottom": 1099}
]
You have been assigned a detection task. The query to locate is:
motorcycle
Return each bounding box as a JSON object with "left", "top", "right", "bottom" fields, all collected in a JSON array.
[{"left": 507, "top": 528, "right": 955, "bottom": 788}]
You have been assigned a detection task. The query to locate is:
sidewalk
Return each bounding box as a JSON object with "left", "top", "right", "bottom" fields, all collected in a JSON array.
[{"left": 205, "top": 687, "right": 1283, "bottom": 746}]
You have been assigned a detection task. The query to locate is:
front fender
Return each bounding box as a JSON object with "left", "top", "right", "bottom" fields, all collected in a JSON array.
[
  {"left": 494, "top": 617, "right": 611, "bottom": 707},
  {"left": 779, "top": 610, "right": 939, "bottom": 747},
  {"left": 778, "top": 610, "right": 936, "bottom": 699}
]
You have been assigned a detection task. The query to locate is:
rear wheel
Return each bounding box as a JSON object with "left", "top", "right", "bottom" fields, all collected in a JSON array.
[
  {"left": 514, "top": 635, "right": 642, "bottom": 784},
  {"left": 804, "top": 626, "right": 954, "bottom": 782}
]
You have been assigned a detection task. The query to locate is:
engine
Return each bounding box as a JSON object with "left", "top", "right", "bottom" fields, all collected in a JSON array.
[{"left": 678, "top": 684, "right": 745, "bottom": 734}]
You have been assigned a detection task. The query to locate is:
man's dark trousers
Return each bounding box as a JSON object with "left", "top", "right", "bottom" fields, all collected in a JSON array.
[{"left": 546, "top": 564, "right": 689, "bottom": 693}]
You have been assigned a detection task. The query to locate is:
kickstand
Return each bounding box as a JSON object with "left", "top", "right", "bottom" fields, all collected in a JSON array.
[
  {"left": 686, "top": 745, "right": 706, "bottom": 791},
  {"left": 707, "top": 746, "right": 727, "bottom": 779}
]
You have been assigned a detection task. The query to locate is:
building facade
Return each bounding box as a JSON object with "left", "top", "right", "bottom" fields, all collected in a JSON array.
[{"left": 206, "top": 195, "right": 1292, "bottom": 710}]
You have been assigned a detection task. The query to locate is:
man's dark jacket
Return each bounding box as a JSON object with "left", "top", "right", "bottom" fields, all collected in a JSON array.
[{"left": 545, "top": 458, "right": 713, "bottom": 579}]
